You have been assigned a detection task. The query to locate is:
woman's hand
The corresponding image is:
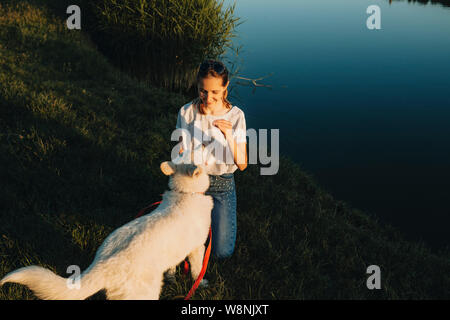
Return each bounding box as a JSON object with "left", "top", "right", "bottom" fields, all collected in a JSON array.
[{"left": 213, "top": 119, "right": 233, "bottom": 139}]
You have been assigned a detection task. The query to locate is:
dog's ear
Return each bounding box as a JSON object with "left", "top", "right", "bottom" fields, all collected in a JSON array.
[{"left": 160, "top": 161, "right": 176, "bottom": 176}]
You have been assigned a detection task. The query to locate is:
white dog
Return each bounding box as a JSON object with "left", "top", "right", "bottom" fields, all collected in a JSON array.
[{"left": 0, "top": 160, "right": 213, "bottom": 299}]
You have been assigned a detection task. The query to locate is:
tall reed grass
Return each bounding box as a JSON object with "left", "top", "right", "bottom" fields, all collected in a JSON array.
[{"left": 89, "top": 0, "right": 241, "bottom": 93}]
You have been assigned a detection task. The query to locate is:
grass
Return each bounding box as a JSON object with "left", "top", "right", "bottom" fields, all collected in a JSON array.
[{"left": 1, "top": 0, "right": 450, "bottom": 300}]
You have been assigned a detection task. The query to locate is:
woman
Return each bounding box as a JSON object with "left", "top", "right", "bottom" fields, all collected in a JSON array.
[{"left": 175, "top": 59, "right": 247, "bottom": 259}]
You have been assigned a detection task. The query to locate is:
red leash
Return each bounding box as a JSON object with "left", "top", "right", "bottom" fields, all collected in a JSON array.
[
  {"left": 135, "top": 198, "right": 162, "bottom": 218},
  {"left": 136, "top": 197, "right": 212, "bottom": 300},
  {"left": 184, "top": 227, "right": 212, "bottom": 300}
]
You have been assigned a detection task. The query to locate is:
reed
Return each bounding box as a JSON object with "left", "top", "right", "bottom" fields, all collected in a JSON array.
[{"left": 89, "top": 0, "right": 241, "bottom": 93}]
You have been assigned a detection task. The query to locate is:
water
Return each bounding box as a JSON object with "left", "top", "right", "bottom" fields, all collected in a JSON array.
[{"left": 222, "top": 0, "right": 450, "bottom": 249}]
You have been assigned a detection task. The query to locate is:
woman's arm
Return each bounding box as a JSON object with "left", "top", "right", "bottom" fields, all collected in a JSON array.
[
  {"left": 226, "top": 136, "right": 248, "bottom": 171},
  {"left": 213, "top": 119, "right": 248, "bottom": 171}
]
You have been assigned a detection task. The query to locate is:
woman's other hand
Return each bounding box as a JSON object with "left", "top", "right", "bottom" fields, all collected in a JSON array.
[{"left": 213, "top": 119, "right": 233, "bottom": 139}]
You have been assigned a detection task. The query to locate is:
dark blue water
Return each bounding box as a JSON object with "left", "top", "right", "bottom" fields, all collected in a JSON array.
[{"left": 223, "top": 0, "right": 450, "bottom": 249}]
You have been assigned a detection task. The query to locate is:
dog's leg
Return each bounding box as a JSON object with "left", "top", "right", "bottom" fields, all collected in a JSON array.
[
  {"left": 142, "top": 273, "right": 164, "bottom": 300},
  {"left": 188, "top": 245, "right": 206, "bottom": 281},
  {"left": 117, "top": 273, "right": 163, "bottom": 300}
]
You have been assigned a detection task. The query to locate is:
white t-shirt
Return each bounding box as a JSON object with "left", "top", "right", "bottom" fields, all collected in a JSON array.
[{"left": 174, "top": 101, "right": 247, "bottom": 175}]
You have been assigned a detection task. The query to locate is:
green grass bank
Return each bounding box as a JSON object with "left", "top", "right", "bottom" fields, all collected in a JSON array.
[{"left": 0, "top": 1, "right": 449, "bottom": 299}]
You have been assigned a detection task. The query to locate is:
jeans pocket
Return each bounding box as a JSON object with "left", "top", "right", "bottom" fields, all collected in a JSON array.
[{"left": 207, "top": 174, "right": 235, "bottom": 193}]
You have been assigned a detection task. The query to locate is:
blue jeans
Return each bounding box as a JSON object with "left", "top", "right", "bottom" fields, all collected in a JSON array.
[{"left": 205, "top": 173, "right": 237, "bottom": 259}]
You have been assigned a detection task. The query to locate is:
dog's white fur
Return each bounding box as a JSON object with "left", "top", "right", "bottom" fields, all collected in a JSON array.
[{"left": 0, "top": 161, "right": 213, "bottom": 300}]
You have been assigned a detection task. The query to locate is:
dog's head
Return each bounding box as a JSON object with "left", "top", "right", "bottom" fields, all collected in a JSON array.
[{"left": 160, "top": 161, "right": 210, "bottom": 194}]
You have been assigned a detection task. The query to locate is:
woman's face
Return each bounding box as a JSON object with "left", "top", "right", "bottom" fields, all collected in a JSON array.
[{"left": 197, "top": 76, "right": 229, "bottom": 107}]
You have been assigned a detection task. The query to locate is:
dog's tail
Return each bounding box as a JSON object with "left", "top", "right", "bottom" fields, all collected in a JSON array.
[{"left": 0, "top": 265, "right": 104, "bottom": 300}]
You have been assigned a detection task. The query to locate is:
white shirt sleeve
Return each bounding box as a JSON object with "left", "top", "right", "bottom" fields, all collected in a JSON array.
[{"left": 233, "top": 110, "right": 247, "bottom": 144}]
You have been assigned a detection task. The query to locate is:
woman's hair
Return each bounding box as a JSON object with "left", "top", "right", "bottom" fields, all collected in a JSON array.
[{"left": 193, "top": 59, "right": 232, "bottom": 114}]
